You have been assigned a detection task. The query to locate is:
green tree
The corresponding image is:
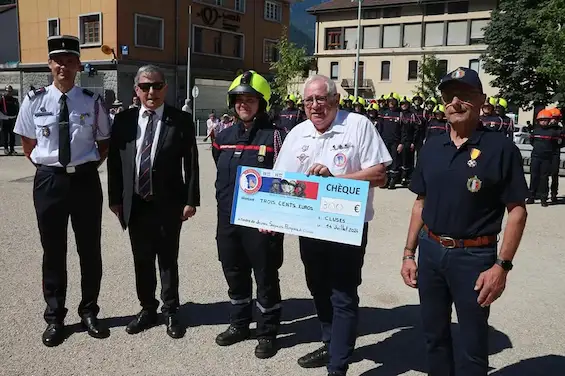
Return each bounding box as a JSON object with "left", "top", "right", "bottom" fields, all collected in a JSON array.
[
  {"left": 270, "top": 27, "right": 308, "bottom": 107},
  {"left": 414, "top": 55, "right": 443, "bottom": 100},
  {"left": 482, "top": 0, "right": 555, "bottom": 110},
  {"left": 536, "top": 0, "right": 565, "bottom": 104}
]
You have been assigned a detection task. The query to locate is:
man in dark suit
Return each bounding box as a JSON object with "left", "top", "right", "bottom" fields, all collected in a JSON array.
[{"left": 107, "top": 65, "right": 200, "bottom": 339}]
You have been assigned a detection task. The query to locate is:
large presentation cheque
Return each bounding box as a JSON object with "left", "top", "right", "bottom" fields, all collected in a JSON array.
[{"left": 230, "top": 166, "right": 369, "bottom": 246}]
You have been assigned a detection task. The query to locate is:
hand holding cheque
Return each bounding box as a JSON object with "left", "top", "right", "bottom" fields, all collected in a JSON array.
[{"left": 231, "top": 166, "right": 369, "bottom": 246}]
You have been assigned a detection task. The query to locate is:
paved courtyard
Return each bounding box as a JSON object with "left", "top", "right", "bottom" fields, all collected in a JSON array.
[{"left": 1, "top": 144, "right": 565, "bottom": 376}]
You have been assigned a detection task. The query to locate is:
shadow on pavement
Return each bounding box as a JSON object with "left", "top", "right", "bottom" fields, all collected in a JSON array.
[{"left": 489, "top": 354, "right": 565, "bottom": 376}]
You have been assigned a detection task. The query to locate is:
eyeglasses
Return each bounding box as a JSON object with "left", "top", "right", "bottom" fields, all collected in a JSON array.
[
  {"left": 304, "top": 94, "right": 335, "bottom": 107},
  {"left": 137, "top": 82, "right": 165, "bottom": 92}
]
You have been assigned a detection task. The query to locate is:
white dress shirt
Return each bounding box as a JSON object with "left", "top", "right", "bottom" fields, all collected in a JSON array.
[
  {"left": 135, "top": 104, "right": 164, "bottom": 194},
  {"left": 14, "top": 84, "right": 111, "bottom": 166},
  {"left": 274, "top": 110, "right": 392, "bottom": 222}
]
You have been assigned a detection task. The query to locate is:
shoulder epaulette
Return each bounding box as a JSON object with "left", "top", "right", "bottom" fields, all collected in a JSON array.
[
  {"left": 27, "top": 87, "right": 47, "bottom": 100},
  {"left": 82, "top": 88, "right": 101, "bottom": 101}
]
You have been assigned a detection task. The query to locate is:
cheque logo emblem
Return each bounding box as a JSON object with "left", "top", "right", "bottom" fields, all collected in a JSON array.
[
  {"left": 333, "top": 153, "right": 347, "bottom": 168},
  {"left": 240, "top": 169, "right": 262, "bottom": 194}
]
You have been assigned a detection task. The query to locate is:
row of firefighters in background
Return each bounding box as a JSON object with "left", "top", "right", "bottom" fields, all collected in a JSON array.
[
  {"left": 276, "top": 92, "right": 516, "bottom": 189},
  {"left": 276, "top": 93, "right": 565, "bottom": 200}
]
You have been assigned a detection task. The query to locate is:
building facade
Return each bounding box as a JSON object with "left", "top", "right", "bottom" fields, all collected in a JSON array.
[
  {"left": 1, "top": 0, "right": 291, "bottom": 129},
  {"left": 307, "top": 0, "right": 531, "bottom": 122}
]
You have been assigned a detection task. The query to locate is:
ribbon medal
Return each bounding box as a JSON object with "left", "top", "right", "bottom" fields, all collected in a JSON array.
[
  {"left": 258, "top": 145, "right": 266, "bottom": 163},
  {"left": 467, "top": 148, "right": 481, "bottom": 168}
]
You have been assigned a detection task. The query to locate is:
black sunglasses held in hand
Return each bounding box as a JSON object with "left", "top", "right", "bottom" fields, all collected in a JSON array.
[{"left": 137, "top": 82, "right": 165, "bottom": 92}]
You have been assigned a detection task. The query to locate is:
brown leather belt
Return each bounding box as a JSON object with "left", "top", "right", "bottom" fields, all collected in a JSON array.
[{"left": 423, "top": 225, "right": 497, "bottom": 248}]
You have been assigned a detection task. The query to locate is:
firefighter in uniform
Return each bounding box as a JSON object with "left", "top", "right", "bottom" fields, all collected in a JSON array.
[
  {"left": 479, "top": 97, "right": 499, "bottom": 129},
  {"left": 548, "top": 107, "right": 563, "bottom": 202},
  {"left": 212, "top": 70, "right": 284, "bottom": 359},
  {"left": 425, "top": 105, "right": 448, "bottom": 140},
  {"left": 412, "top": 94, "right": 426, "bottom": 160},
  {"left": 14, "top": 35, "right": 111, "bottom": 347},
  {"left": 352, "top": 97, "right": 366, "bottom": 115},
  {"left": 494, "top": 98, "right": 514, "bottom": 137},
  {"left": 377, "top": 95, "right": 387, "bottom": 114},
  {"left": 367, "top": 103, "right": 379, "bottom": 126},
  {"left": 527, "top": 109, "right": 564, "bottom": 207},
  {"left": 399, "top": 96, "right": 420, "bottom": 186},
  {"left": 278, "top": 93, "right": 302, "bottom": 132},
  {"left": 377, "top": 93, "right": 402, "bottom": 189}
]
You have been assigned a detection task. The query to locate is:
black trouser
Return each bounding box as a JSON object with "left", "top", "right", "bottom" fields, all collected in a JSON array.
[
  {"left": 128, "top": 195, "right": 183, "bottom": 315},
  {"left": 2, "top": 119, "right": 16, "bottom": 151},
  {"left": 216, "top": 216, "right": 283, "bottom": 338},
  {"left": 418, "top": 229, "right": 495, "bottom": 376},
  {"left": 529, "top": 156, "right": 552, "bottom": 200},
  {"left": 384, "top": 141, "right": 400, "bottom": 183},
  {"left": 400, "top": 143, "right": 415, "bottom": 182},
  {"left": 33, "top": 163, "right": 103, "bottom": 324},
  {"left": 299, "top": 224, "right": 368, "bottom": 375},
  {"left": 550, "top": 153, "right": 560, "bottom": 197}
]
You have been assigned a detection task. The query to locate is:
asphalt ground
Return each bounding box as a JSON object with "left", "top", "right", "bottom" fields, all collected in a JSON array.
[{"left": 1, "top": 144, "right": 564, "bottom": 376}]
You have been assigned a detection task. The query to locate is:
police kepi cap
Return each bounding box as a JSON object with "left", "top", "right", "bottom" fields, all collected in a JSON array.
[
  {"left": 438, "top": 67, "right": 483, "bottom": 93},
  {"left": 48, "top": 35, "right": 80, "bottom": 58}
]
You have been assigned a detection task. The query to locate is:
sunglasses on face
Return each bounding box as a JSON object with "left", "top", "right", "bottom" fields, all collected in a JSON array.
[
  {"left": 441, "top": 90, "right": 482, "bottom": 104},
  {"left": 137, "top": 82, "right": 165, "bottom": 92}
]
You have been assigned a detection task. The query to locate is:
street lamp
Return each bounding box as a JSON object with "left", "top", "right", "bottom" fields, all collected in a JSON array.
[{"left": 353, "top": 0, "right": 362, "bottom": 99}]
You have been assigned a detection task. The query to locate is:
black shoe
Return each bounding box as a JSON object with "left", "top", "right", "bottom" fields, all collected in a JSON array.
[
  {"left": 42, "top": 323, "right": 65, "bottom": 347},
  {"left": 10, "top": 150, "right": 17, "bottom": 156},
  {"left": 81, "top": 315, "right": 110, "bottom": 339},
  {"left": 166, "top": 314, "right": 185, "bottom": 339},
  {"left": 297, "top": 344, "right": 330, "bottom": 368},
  {"left": 387, "top": 183, "right": 396, "bottom": 190},
  {"left": 215, "top": 325, "right": 250, "bottom": 346},
  {"left": 541, "top": 200, "right": 549, "bottom": 207},
  {"left": 125, "top": 310, "right": 157, "bottom": 335},
  {"left": 3, "top": 149, "right": 8, "bottom": 155},
  {"left": 255, "top": 338, "right": 278, "bottom": 359},
  {"left": 551, "top": 195, "right": 558, "bottom": 203},
  {"left": 526, "top": 197, "right": 535, "bottom": 204}
]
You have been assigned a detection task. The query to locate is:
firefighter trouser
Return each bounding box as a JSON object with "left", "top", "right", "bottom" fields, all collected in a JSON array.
[
  {"left": 400, "top": 143, "right": 415, "bottom": 182},
  {"left": 550, "top": 153, "right": 560, "bottom": 197},
  {"left": 384, "top": 141, "right": 400, "bottom": 183},
  {"left": 530, "top": 156, "right": 552, "bottom": 200},
  {"left": 216, "top": 216, "right": 283, "bottom": 338}
]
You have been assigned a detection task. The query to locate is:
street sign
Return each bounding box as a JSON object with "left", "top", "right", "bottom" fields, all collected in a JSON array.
[
  {"left": 121, "top": 45, "right": 129, "bottom": 56},
  {"left": 191, "top": 86, "right": 199, "bottom": 98}
]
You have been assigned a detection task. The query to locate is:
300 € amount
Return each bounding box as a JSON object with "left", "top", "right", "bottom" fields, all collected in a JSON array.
[{"left": 319, "top": 197, "right": 362, "bottom": 217}]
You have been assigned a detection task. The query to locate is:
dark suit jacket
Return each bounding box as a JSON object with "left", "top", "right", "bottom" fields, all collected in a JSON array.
[{"left": 107, "top": 105, "right": 200, "bottom": 228}]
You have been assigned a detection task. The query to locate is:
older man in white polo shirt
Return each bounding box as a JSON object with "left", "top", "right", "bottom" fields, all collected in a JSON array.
[{"left": 274, "top": 75, "right": 391, "bottom": 376}]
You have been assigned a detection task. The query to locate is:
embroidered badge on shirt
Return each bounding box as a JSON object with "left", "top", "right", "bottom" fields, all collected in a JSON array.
[
  {"left": 41, "top": 126, "right": 50, "bottom": 137},
  {"left": 301, "top": 145, "right": 309, "bottom": 152},
  {"left": 466, "top": 175, "right": 482, "bottom": 193},
  {"left": 297, "top": 153, "right": 308, "bottom": 164},
  {"left": 333, "top": 153, "right": 347, "bottom": 168}
]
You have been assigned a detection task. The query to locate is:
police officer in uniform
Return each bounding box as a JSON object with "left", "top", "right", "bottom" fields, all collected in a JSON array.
[
  {"left": 212, "top": 70, "right": 285, "bottom": 359},
  {"left": 274, "top": 74, "right": 391, "bottom": 376},
  {"left": 527, "top": 109, "right": 563, "bottom": 207},
  {"left": 14, "top": 35, "right": 111, "bottom": 347},
  {"left": 401, "top": 67, "right": 528, "bottom": 375}
]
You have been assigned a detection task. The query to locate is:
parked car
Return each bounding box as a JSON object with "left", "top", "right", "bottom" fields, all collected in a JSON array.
[{"left": 513, "top": 125, "right": 531, "bottom": 144}]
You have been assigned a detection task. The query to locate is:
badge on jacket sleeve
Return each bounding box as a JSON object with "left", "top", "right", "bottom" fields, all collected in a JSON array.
[{"left": 258, "top": 145, "right": 266, "bottom": 162}]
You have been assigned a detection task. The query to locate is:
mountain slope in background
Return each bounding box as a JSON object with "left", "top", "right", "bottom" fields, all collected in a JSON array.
[{"left": 290, "top": 0, "right": 328, "bottom": 54}]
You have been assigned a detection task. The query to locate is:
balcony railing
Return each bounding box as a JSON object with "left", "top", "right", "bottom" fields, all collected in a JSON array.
[{"left": 341, "top": 79, "right": 374, "bottom": 91}]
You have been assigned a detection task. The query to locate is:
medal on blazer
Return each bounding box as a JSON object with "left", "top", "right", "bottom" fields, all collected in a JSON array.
[
  {"left": 41, "top": 126, "right": 50, "bottom": 137},
  {"left": 258, "top": 145, "right": 266, "bottom": 162},
  {"left": 467, "top": 148, "right": 481, "bottom": 168}
]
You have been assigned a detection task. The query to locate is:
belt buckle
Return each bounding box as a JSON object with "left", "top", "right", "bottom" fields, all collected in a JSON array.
[
  {"left": 65, "top": 166, "right": 76, "bottom": 173},
  {"left": 439, "top": 236, "right": 457, "bottom": 249}
]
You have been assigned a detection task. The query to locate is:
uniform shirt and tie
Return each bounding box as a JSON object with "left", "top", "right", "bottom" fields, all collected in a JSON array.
[
  {"left": 14, "top": 84, "right": 110, "bottom": 166},
  {"left": 135, "top": 105, "right": 164, "bottom": 196}
]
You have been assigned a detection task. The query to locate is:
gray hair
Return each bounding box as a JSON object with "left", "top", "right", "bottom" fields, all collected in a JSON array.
[
  {"left": 134, "top": 65, "right": 166, "bottom": 86},
  {"left": 303, "top": 75, "right": 337, "bottom": 96}
]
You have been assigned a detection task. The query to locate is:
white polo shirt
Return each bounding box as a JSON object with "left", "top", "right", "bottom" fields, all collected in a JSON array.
[
  {"left": 14, "top": 84, "right": 111, "bottom": 167},
  {"left": 274, "top": 110, "right": 391, "bottom": 222}
]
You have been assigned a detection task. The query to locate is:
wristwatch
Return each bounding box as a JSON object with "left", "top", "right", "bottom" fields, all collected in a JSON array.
[{"left": 495, "top": 258, "right": 513, "bottom": 271}]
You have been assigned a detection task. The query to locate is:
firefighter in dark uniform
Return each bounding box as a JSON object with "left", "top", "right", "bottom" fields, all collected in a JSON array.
[
  {"left": 494, "top": 98, "right": 514, "bottom": 138},
  {"left": 412, "top": 93, "right": 426, "bottom": 160},
  {"left": 342, "top": 95, "right": 354, "bottom": 112},
  {"left": 1, "top": 85, "right": 19, "bottom": 155},
  {"left": 377, "top": 94, "right": 387, "bottom": 115},
  {"left": 425, "top": 105, "right": 448, "bottom": 140},
  {"left": 526, "top": 109, "right": 563, "bottom": 207},
  {"left": 479, "top": 96, "right": 499, "bottom": 130},
  {"left": 548, "top": 107, "right": 563, "bottom": 202},
  {"left": 367, "top": 103, "right": 379, "bottom": 126},
  {"left": 377, "top": 93, "right": 402, "bottom": 189},
  {"left": 212, "top": 70, "right": 284, "bottom": 359},
  {"left": 278, "top": 93, "right": 302, "bottom": 132},
  {"left": 402, "top": 67, "right": 528, "bottom": 376},
  {"left": 399, "top": 96, "right": 420, "bottom": 186},
  {"left": 13, "top": 35, "right": 111, "bottom": 347},
  {"left": 352, "top": 97, "right": 366, "bottom": 115}
]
